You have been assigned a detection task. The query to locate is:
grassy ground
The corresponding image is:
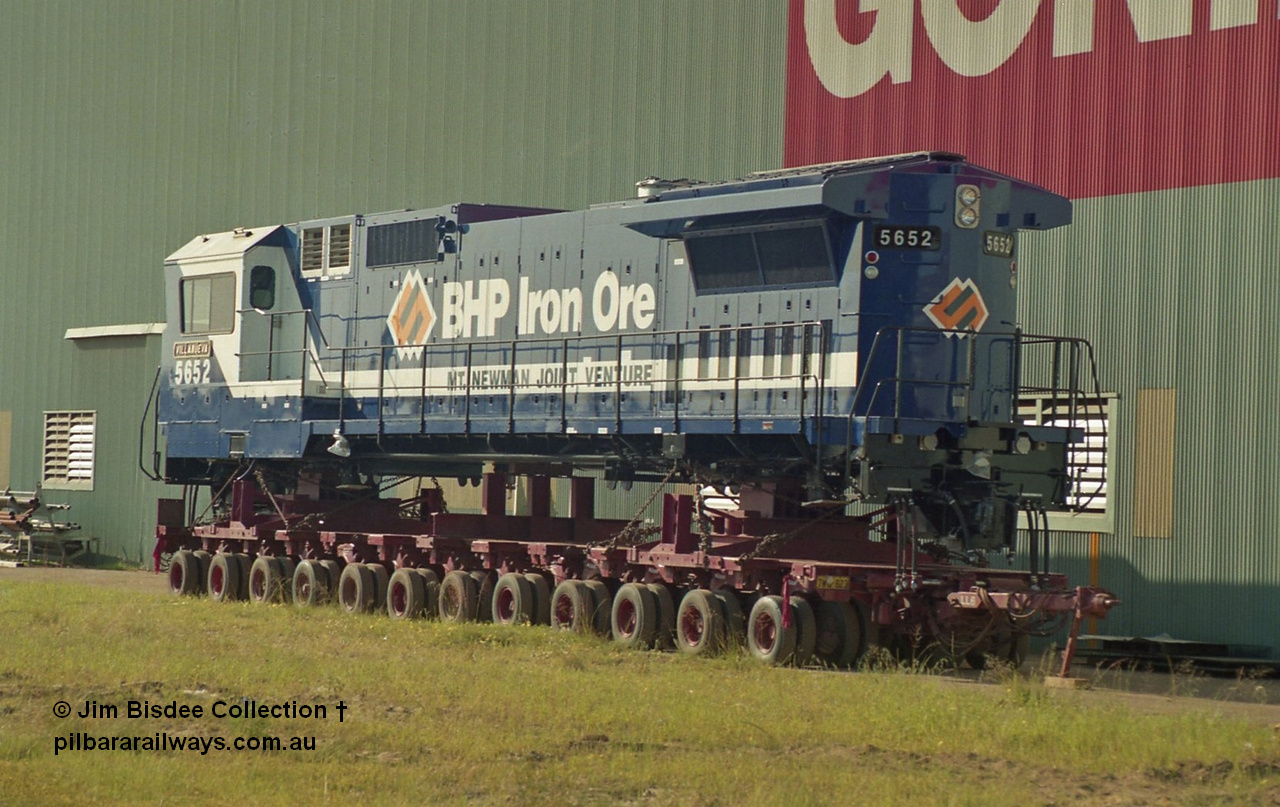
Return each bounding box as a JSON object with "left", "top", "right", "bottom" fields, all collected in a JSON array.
[{"left": 2, "top": 573, "right": 1279, "bottom": 805}]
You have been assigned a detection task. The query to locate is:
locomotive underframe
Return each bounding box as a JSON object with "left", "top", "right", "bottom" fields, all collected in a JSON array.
[{"left": 155, "top": 470, "right": 1115, "bottom": 674}]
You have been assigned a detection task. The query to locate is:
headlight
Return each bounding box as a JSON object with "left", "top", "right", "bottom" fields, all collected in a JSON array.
[{"left": 955, "top": 184, "right": 981, "bottom": 229}]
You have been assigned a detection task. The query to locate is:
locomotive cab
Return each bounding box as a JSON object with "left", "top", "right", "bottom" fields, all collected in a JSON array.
[{"left": 160, "top": 226, "right": 318, "bottom": 463}]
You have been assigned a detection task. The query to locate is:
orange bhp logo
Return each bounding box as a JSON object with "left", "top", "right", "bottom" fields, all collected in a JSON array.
[
  {"left": 386, "top": 270, "right": 436, "bottom": 359},
  {"left": 923, "top": 278, "right": 988, "bottom": 337}
]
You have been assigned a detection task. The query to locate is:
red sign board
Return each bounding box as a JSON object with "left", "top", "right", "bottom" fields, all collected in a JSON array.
[{"left": 785, "top": 0, "right": 1280, "bottom": 198}]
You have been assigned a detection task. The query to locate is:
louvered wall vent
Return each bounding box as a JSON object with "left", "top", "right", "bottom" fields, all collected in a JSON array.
[{"left": 42, "top": 410, "right": 96, "bottom": 490}]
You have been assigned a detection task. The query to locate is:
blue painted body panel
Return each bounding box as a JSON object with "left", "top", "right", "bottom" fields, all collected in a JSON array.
[{"left": 157, "top": 153, "right": 1081, "bottom": 518}]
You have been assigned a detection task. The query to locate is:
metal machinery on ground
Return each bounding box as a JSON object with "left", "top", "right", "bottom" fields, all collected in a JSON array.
[{"left": 146, "top": 152, "right": 1116, "bottom": 671}]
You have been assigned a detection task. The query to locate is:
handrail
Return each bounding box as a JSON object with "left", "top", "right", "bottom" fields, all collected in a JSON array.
[
  {"left": 137, "top": 365, "right": 164, "bottom": 481},
  {"left": 233, "top": 306, "right": 331, "bottom": 388},
  {"left": 309, "top": 320, "right": 829, "bottom": 438},
  {"left": 840, "top": 325, "right": 1107, "bottom": 508},
  {"left": 236, "top": 306, "right": 334, "bottom": 348}
]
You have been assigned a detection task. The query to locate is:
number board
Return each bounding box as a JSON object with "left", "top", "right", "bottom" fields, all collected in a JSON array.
[
  {"left": 982, "top": 231, "right": 1016, "bottom": 259},
  {"left": 873, "top": 225, "right": 940, "bottom": 251}
]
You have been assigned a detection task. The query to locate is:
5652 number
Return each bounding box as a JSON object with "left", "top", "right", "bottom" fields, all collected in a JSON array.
[
  {"left": 874, "top": 225, "right": 941, "bottom": 250},
  {"left": 982, "top": 231, "right": 1016, "bottom": 258},
  {"left": 173, "top": 359, "right": 211, "bottom": 386}
]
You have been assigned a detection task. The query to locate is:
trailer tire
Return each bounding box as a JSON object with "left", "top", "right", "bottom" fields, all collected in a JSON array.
[
  {"left": 814, "top": 600, "right": 865, "bottom": 668},
  {"left": 292, "top": 560, "right": 329, "bottom": 606},
  {"left": 713, "top": 589, "right": 746, "bottom": 649},
  {"left": 248, "top": 556, "right": 288, "bottom": 603},
  {"left": 550, "top": 580, "right": 593, "bottom": 633},
  {"left": 582, "top": 579, "right": 613, "bottom": 636},
  {"left": 387, "top": 567, "right": 427, "bottom": 620},
  {"left": 232, "top": 553, "right": 252, "bottom": 598},
  {"left": 276, "top": 557, "right": 296, "bottom": 602},
  {"left": 611, "top": 583, "right": 658, "bottom": 650},
  {"left": 789, "top": 596, "right": 817, "bottom": 667},
  {"left": 338, "top": 563, "right": 377, "bottom": 614},
  {"left": 676, "top": 589, "right": 725, "bottom": 656},
  {"left": 414, "top": 568, "right": 441, "bottom": 619},
  {"left": 524, "top": 573, "right": 552, "bottom": 625},
  {"left": 168, "top": 550, "right": 200, "bottom": 596},
  {"left": 647, "top": 583, "right": 677, "bottom": 649},
  {"left": 492, "top": 573, "right": 536, "bottom": 625},
  {"left": 367, "top": 563, "right": 390, "bottom": 609},
  {"left": 1010, "top": 633, "right": 1030, "bottom": 667},
  {"left": 471, "top": 571, "right": 495, "bottom": 623},
  {"left": 990, "top": 632, "right": 1031, "bottom": 669},
  {"left": 318, "top": 559, "right": 343, "bottom": 596},
  {"left": 439, "top": 571, "right": 479, "bottom": 622},
  {"left": 747, "top": 595, "right": 798, "bottom": 665},
  {"left": 207, "top": 553, "right": 244, "bottom": 603},
  {"left": 192, "top": 551, "right": 212, "bottom": 595}
]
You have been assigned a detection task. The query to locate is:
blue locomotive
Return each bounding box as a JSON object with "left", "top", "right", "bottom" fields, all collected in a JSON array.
[{"left": 153, "top": 152, "right": 1091, "bottom": 560}]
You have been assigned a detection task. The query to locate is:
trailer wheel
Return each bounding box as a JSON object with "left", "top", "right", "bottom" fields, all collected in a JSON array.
[
  {"left": 676, "top": 589, "right": 725, "bottom": 656},
  {"left": 168, "top": 550, "right": 199, "bottom": 596},
  {"left": 814, "top": 600, "right": 864, "bottom": 668},
  {"left": 292, "top": 560, "right": 327, "bottom": 606},
  {"left": 713, "top": 589, "right": 746, "bottom": 649},
  {"left": 248, "top": 556, "right": 288, "bottom": 603},
  {"left": 207, "top": 553, "right": 244, "bottom": 603},
  {"left": 367, "top": 563, "right": 390, "bottom": 609},
  {"left": 471, "top": 571, "right": 495, "bottom": 623},
  {"left": 1010, "top": 633, "right": 1030, "bottom": 667},
  {"left": 387, "top": 567, "right": 427, "bottom": 620},
  {"left": 192, "top": 551, "right": 212, "bottom": 595},
  {"left": 789, "top": 596, "right": 817, "bottom": 667},
  {"left": 338, "top": 563, "right": 377, "bottom": 614},
  {"left": 415, "top": 568, "right": 441, "bottom": 619},
  {"left": 611, "top": 583, "right": 658, "bottom": 649},
  {"left": 550, "top": 580, "right": 592, "bottom": 633},
  {"left": 276, "top": 558, "right": 296, "bottom": 602},
  {"left": 582, "top": 579, "right": 613, "bottom": 637},
  {"left": 647, "top": 583, "right": 677, "bottom": 650},
  {"left": 524, "top": 573, "right": 552, "bottom": 625},
  {"left": 439, "top": 571, "right": 479, "bottom": 622},
  {"left": 318, "top": 559, "right": 343, "bottom": 594},
  {"left": 232, "top": 553, "right": 252, "bottom": 598},
  {"left": 990, "top": 632, "right": 1031, "bottom": 669},
  {"left": 492, "top": 573, "right": 536, "bottom": 625},
  {"left": 747, "top": 595, "right": 798, "bottom": 665}
]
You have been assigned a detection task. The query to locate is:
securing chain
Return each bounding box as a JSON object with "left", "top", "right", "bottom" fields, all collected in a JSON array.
[
  {"left": 694, "top": 477, "right": 715, "bottom": 556},
  {"left": 604, "top": 463, "right": 681, "bottom": 551},
  {"left": 254, "top": 467, "right": 290, "bottom": 526},
  {"left": 736, "top": 491, "right": 859, "bottom": 563},
  {"left": 430, "top": 476, "right": 449, "bottom": 514},
  {"left": 190, "top": 463, "right": 245, "bottom": 526}
]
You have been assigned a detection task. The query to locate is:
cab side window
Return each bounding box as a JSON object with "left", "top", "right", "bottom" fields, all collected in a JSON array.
[
  {"left": 249, "top": 265, "right": 276, "bottom": 310},
  {"left": 180, "top": 273, "right": 236, "bottom": 334}
]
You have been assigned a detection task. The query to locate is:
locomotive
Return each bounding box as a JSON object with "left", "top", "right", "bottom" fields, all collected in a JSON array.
[{"left": 149, "top": 152, "right": 1116, "bottom": 670}]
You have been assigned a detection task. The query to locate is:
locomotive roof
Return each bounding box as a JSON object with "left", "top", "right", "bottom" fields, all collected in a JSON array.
[
  {"left": 166, "top": 225, "right": 288, "bottom": 264},
  {"left": 619, "top": 151, "right": 1071, "bottom": 238}
]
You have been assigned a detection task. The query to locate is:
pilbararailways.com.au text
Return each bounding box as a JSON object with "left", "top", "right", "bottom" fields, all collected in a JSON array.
[{"left": 55, "top": 732, "right": 316, "bottom": 755}]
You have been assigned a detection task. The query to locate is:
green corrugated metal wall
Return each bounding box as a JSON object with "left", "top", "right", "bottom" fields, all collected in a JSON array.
[
  {"left": 0, "top": 1, "right": 788, "bottom": 564},
  {"left": 2, "top": 1, "right": 1278, "bottom": 651},
  {"left": 1019, "top": 180, "right": 1280, "bottom": 645}
]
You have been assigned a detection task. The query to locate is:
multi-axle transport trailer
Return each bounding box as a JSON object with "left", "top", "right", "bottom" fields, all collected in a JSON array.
[{"left": 148, "top": 152, "right": 1117, "bottom": 671}]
